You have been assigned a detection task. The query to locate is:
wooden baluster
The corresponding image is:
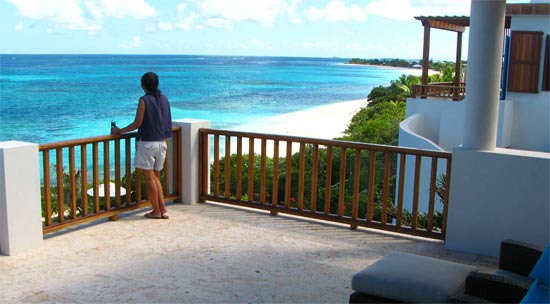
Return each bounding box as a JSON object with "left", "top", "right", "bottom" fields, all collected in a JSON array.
[
  {"left": 298, "top": 142, "right": 306, "bottom": 210},
  {"left": 351, "top": 149, "right": 361, "bottom": 229},
  {"left": 427, "top": 157, "right": 438, "bottom": 232},
  {"left": 338, "top": 147, "right": 347, "bottom": 217},
  {"left": 366, "top": 150, "right": 376, "bottom": 222},
  {"left": 225, "top": 135, "right": 231, "bottom": 199},
  {"left": 271, "top": 140, "right": 279, "bottom": 214},
  {"left": 43, "top": 150, "right": 52, "bottom": 226},
  {"left": 236, "top": 136, "right": 243, "bottom": 200},
  {"left": 56, "top": 148, "right": 64, "bottom": 223},
  {"left": 412, "top": 155, "right": 422, "bottom": 230},
  {"left": 213, "top": 134, "right": 219, "bottom": 197},
  {"left": 93, "top": 142, "right": 99, "bottom": 213},
  {"left": 310, "top": 144, "right": 319, "bottom": 214},
  {"left": 81, "top": 144, "right": 88, "bottom": 216},
  {"left": 260, "top": 139, "right": 267, "bottom": 204},
  {"left": 103, "top": 140, "right": 110, "bottom": 210},
  {"left": 396, "top": 153, "right": 406, "bottom": 228},
  {"left": 114, "top": 139, "right": 121, "bottom": 208},
  {"left": 125, "top": 138, "right": 132, "bottom": 206},
  {"left": 69, "top": 146, "right": 77, "bottom": 219},
  {"left": 247, "top": 137, "right": 255, "bottom": 202},
  {"left": 136, "top": 169, "right": 142, "bottom": 203},
  {"left": 381, "top": 151, "right": 391, "bottom": 225},
  {"left": 284, "top": 141, "right": 292, "bottom": 208},
  {"left": 324, "top": 146, "right": 333, "bottom": 215}
]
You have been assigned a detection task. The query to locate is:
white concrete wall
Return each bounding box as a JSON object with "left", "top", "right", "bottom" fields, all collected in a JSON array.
[
  {"left": 506, "top": 15, "right": 550, "bottom": 152},
  {"left": 173, "top": 119, "right": 211, "bottom": 204},
  {"left": 446, "top": 148, "right": 550, "bottom": 257},
  {"left": 398, "top": 114, "right": 448, "bottom": 213},
  {"left": 0, "top": 141, "right": 43, "bottom": 255},
  {"left": 497, "top": 99, "right": 514, "bottom": 148},
  {"left": 404, "top": 98, "right": 465, "bottom": 152}
]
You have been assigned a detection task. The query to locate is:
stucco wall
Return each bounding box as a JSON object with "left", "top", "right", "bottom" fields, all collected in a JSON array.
[
  {"left": 398, "top": 113, "right": 448, "bottom": 213},
  {"left": 404, "top": 98, "right": 466, "bottom": 151},
  {"left": 445, "top": 148, "right": 550, "bottom": 257}
]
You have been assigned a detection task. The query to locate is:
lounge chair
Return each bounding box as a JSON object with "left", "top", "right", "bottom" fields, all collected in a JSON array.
[
  {"left": 350, "top": 240, "right": 547, "bottom": 303},
  {"left": 452, "top": 240, "right": 547, "bottom": 303}
]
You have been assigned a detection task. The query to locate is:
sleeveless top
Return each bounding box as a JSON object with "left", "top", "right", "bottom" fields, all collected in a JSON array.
[{"left": 137, "top": 90, "right": 173, "bottom": 141}]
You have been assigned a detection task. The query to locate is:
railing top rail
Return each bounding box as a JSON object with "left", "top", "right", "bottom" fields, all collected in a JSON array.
[
  {"left": 199, "top": 128, "right": 452, "bottom": 159},
  {"left": 413, "top": 84, "right": 465, "bottom": 89},
  {"left": 39, "top": 126, "right": 181, "bottom": 151}
]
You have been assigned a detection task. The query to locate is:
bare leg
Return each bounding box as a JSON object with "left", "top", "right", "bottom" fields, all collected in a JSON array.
[
  {"left": 155, "top": 170, "right": 168, "bottom": 214},
  {"left": 144, "top": 169, "right": 161, "bottom": 216}
]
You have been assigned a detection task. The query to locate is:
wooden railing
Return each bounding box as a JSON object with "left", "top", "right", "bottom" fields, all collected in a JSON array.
[
  {"left": 412, "top": 82, "right": 466, "bottom": 101},
  {"left": 39, "top": 127, "right": 182, "bottom": 234},
  {"left": 199, "top": 129, "right": 452, "bottom": 240}
]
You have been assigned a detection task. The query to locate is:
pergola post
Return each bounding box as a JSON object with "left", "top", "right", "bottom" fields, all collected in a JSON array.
[
  {"left": 454, "top": 32, "right": 463, "bottom": 100},
  {"left": 421, "top": 20, "right": 431, "bottom": 98}
]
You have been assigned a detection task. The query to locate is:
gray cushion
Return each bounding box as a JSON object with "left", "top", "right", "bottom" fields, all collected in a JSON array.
[
  {"left": 494, "top": 268, "right": 533, "bottom": 285},
  {"left": 351, "top": 251, "right": 477, "bottom": 302}
]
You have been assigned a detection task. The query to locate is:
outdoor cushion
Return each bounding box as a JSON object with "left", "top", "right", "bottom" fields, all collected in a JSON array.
[
  {"left": 494, "top": 268, "right": 534, "bottom": 285},
  {"left": 351, "top": 251, "right": 477, "bottom": 302},
  {"left": 528, "top": 243, "right": 549, "bottom": 286}
]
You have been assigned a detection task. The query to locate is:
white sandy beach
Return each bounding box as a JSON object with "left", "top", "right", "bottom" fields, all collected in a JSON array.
[{"left": 231, "top": 98, "right": 368, "bottom": 139}]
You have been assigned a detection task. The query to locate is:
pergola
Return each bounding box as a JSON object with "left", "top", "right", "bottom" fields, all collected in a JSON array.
[{"left": 414, "top": 15, "right": 511, "bottom": 100}]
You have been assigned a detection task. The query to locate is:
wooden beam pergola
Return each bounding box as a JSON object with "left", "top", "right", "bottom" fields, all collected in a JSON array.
[
  {"left": 414, "top": 16, "right": 469, "bottom": 99},
  {"left": 414, "top": 15, "right": 512, "bottom": 100}
]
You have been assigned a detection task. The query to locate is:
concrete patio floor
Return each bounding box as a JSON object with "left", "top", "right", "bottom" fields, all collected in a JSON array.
[{"left": 0, "top": 202, "right": 497, "bottom": 303}]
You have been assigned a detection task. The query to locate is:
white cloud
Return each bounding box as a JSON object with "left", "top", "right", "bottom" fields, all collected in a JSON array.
[
  {"left": 192, "top": 0, "right": 286, "bottom": 27},
  {"left": 158, "top": 22, "right": 174, "bottom": 31},
  {"left": 85, "top": 0, "right": 157, "bottom": 20},
  {"left": 206, "top": 18, "right": 234, "bottom": 30},
  {"left": 7, "top": 0, "right": 156, "bottom": 34},
  {"left": 366, "top": 0, "right": 471, "bottom": 21},
  {"left": 304, "top": 0, "right": 367, "bottom": 22},
  {"left": 7, "top": 0, "right": 100, "bottom": 31},
  {"left": 175, "top": 11, "right": 201, "bottom": 30},
  {"left": 15, "top": 22, "right": 24, "bottom": 31},
  {"left": 119, "top": 36, "right": 142, "bottom": 49}
]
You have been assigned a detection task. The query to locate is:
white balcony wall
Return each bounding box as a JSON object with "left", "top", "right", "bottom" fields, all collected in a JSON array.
[
  {"left": 446, "top": 148, "right": 550, "bottom": 257},
  {"left": 405, "top": 97, "right": 466, "bottom": 152},
  {"left": 397, "top": 113, "right": 448, "bottom": 214}
]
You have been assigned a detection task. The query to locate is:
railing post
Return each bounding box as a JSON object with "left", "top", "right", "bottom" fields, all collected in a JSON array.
[
  {"left": 173, "top": 119, "right": 211, "bottom": 204},
  {"left": 0, "top": 141, "right": 43, "bottom": 255}
]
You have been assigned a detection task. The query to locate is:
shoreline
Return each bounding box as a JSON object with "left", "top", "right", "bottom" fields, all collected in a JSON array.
[
  {"left": 346, "top": 63, "right": 439, "bottom": 75},
  {"left": 230, "top": 98, "right": 369, "bottom": 140}
]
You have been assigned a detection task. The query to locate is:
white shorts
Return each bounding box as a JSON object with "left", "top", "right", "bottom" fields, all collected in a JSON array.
[{"left": 134, "top": 141, "right": 167, "bottom": 171}]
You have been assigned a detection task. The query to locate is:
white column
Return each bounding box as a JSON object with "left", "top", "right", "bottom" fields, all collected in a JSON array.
[
  {"left": 0, "top": 141, "right": 43, "bottom": 255},
  {"left": 462, "top": 0, "right": 506, "bottom": 150},
  {"left": 173, "top": 119, "right": 211, "bottom": 204}
]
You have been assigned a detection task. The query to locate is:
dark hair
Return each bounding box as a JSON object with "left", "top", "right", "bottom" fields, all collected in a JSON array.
[{"left": 141, "top": 72, "right": 159, "bottom": 93}]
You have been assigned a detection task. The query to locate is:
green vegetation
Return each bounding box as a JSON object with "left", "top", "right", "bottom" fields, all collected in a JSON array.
[
  {"left": 349, "top": 58, "right": 418, "bottom": 67},
  {"left": 210, "top": 62, "right": 458, "bottom": 231}
]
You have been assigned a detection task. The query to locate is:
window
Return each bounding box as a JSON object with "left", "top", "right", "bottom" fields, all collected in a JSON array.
[{"left": 507, "top": 31, "right": 543, "bottom": 93}]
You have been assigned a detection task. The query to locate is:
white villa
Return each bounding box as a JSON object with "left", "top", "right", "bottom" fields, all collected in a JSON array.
[{"left": 399, "top": 0, "right": 549, "bottom": 256}]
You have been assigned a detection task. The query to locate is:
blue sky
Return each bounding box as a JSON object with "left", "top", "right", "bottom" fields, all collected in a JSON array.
[{"left": 0, "top": 0, "right": 532, "bottom": 60}]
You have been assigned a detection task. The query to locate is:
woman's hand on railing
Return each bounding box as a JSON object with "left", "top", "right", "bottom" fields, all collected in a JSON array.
[{"left": 111, "top": 126, "right": 121, "bottom": 135}]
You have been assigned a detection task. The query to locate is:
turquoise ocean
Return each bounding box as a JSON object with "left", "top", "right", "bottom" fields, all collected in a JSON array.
[{"left": 0, "top": 54, "right": 415, "bottom": 144}]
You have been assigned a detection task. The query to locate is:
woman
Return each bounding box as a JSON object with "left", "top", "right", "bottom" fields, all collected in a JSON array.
[{"left": 111, "top": 72, "right": 172, "bottom": 219}]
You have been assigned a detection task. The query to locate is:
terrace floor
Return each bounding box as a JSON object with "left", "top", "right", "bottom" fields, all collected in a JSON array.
[{"left": 0, "top": 202, "right": 497, "bottom": 303}]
